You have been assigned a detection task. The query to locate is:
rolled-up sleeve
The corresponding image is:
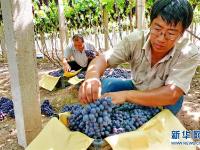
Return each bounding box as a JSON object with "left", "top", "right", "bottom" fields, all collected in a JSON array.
[
  {"left": 64, "top": 44, "right": 73, "bottom": 59},
  {"left": 166, "top": 44, "right": 200, "bottom": 94}
]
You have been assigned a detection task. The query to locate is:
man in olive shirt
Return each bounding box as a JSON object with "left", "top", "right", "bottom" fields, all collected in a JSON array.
[
  {"left": 79, "top": 0, "right": 200, "bottom": 114},
  {"left": 63, "top": 34, "right": 97, "bottom": 71}
]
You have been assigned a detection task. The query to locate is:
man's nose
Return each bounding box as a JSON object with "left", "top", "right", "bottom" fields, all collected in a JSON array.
[{"left": 157, "top": 32, "right": 166, "bottom": 41}]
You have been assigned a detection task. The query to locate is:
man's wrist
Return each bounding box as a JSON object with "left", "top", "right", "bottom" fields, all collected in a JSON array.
[
  {"left": 63, "top": 58, "right": 68, "bottom": 64},
  {"left": 85, "top": 71, "right": 100, "bottom": 80},
  {"left": 124, "top": 90, "right": 137, "bottom": 103}
]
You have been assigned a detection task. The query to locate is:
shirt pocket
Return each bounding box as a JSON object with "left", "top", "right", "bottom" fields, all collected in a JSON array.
[
  {"left": 149, "top": 75, "right": 165, "bottom": 89},
  {"left": 133, "top": 74, "right": 144, "bottom": 86}
]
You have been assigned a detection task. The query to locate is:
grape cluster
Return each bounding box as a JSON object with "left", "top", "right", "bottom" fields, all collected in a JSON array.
[
  {"left": 64, "top": 97, "right": 161, "bottom": 139},
  {"left": 41, "top": 100, "right": 54, "bottom": 117},
  {"left": 68, "top": 97, "right": 114, "bottom": 139},
  {"left": 111, "top": 103, "right": 160, "bottom": 134},
  {"left": 60, "top": 103, "right": 83, "bottom": 114},
  {"left": 102, "top": 68, "right": 131, "bottom": 79},
  {"left": 77, "top": 71, "right": 86, "bottom": 79},
  {"left": 0, "top": 97, "right": 55, "bottom": 120},
  {"left": 85, "top": 50, "right": 96, "bottom": 58},
  {"left": 49, "top": 69, "right": 64, "bottom": 77},
  {"left": 0, "top": 97, "right": 14, "bottom": 120}
]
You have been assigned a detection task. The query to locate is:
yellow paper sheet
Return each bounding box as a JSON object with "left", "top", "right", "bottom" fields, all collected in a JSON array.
[
  {"left": 68, "top": 76, "right": 84, "bottom": 85},
  {"left": 26, "top": 110, "right": 196, "bottom": 150},
  {"left": 26, "top": 118, "right": 93, "bottom": 150},
  {"left": 64, "top": 69, "right": 82, "bottom": 78},
  {"left": 39, "top": 74, "right": 60, "bottom": 91},
  {"left": 105, "top": 109, "right": 196, "bottom": 150}
]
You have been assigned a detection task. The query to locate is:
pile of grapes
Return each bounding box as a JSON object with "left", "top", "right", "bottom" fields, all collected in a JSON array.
[
  {"left": 77, "top": 71, "right": 86, "bottom": 79},
  {"left": 76, "top": 68, "right": 131, "bottom": 80},
  {"left": 62, "top": 97, "right": 161, "bottom": 139},
  {"left": 85, "top": 50, "right": 96, "bottom": 58},
  {"left": 41, "top": 100, "right": 54, "bottom": 117},
  {"left": 48, "top": 67, "right": 131, "bottom": 80},
  {"left": 102, "top": 68, "right": 131, "bottom": 79},
  {"left": 0, "top": 97, "right": 56, "bottom": 120},
  {"left": 49, "top": 69, "right": 64, "bottom": 77},
  {"left": 0, "top": 97, "right": 14, "bottom": 121}
]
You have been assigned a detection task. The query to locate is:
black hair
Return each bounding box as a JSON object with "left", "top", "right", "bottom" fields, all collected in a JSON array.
[
  {"left": 150, "top": 0, "right": 193, "bottom": 30},
  {"left": 72, "top": 34, "right": 84, "bottom": 42}
]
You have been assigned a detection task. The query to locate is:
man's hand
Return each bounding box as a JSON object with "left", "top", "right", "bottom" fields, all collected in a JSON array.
[
  {"left": 79, "top": 78, "right": 101, "bottom": 104},
  {"left": 63, "top": 61, "right": 71, "bottom": 72},
  {"left": 103, "top": 91, "right": 127, "bottom": 104}
]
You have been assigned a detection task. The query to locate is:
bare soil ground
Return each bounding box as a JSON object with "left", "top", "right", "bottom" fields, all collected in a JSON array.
[{"left": 0, "top": 61, "right": 199, "bottom": 150}]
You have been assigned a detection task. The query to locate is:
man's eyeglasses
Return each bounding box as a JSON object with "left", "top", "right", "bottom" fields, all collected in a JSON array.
[{"left": 150, "top": 27, "right": 180, "bottom": 41}]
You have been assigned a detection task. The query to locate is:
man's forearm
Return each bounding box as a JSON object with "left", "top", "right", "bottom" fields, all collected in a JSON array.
[
  {"left": 124, "top": 84, "right": 184, "bottom": 106},
  {"left": 85, "top": 55, "right": 108, "bottom": 79}
]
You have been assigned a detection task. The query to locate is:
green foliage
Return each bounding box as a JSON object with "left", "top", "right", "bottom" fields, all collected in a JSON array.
[
  {"left": 0, "top": 0, "right": 199, "bottom": 34},
  {"left": 145, "top": 0, "right": 155, "bottom": 19},
  {"left": 31, "top": 0, "right": 200, "bottom": 34},
  {"left": 189, "top": 0, "right": 200, "bottom": 23},
  {"left": 63, "top": 0, "right": 100, "bottom": 29},
  {"left": 33, "top": 0, "right": 59, "bottom": 34}
]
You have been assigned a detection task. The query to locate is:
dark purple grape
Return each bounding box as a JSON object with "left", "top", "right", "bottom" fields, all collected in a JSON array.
[
  {"left": 0, "top": 97, "right": 14, "bottom": 114},
  {"left": 77, "top": 71, "right": 86, "bottom": 79},
  {"left": 102, "top": 68, "right": 131, "bottom": 79},
  {"left": 0, "top": 97, "right": 15, "bottom": 120},
  {"left": 40, "top": 100, "right": 54, "bottom": 117}
]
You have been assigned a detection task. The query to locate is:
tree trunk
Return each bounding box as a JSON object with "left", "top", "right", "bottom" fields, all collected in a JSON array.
[
  {"left": 102, "top": 7, "right": 109, "bottom": 50},
  {"left": 129, "top": 0, "right": 134, "bottom": 32},
  {"left": 193, "top": 22, "right": 197, "bottom": 43},
  {"left": 129, "top": 12, "right": 133, "bottom": 32},
  {"left": 136, "top": 0, "right": 145, "bottom": 29},
  {"left": 58, "top": 0, "right": 67, "bottom": 58},
  {"left": 40, "top": 32, "right": 47, "bottom": 53},
  {"left": 190, "top": 23, "right": 193, "bottom": 41},
  {"left": 0, "top": 24, "right": 7, "bottom": 59},
  {"left": 1, "top": 0, "right": 42, "bottom": 147},
  {"left": 94, "top": 26, "right": 98, "bottom": 49}
]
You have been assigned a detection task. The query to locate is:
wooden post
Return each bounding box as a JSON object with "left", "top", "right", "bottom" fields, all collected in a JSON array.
[
  {"left": 129, "top": 0, "right": 134, "bottom": 32},
  {"left": 0, "top": 23, "right": 7, "bottom": 59},
  {"left": 1, "top": 0, "right": 42, "bottom": 147},
  {"left": 103, "top": 7, "right": 109, "bottom": 50},
  {"left": 136, "top": 0, "right": 146, "bottom": 29},
  {"left": 58, "top": 0, "right": 67, "bottom": 57}
]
